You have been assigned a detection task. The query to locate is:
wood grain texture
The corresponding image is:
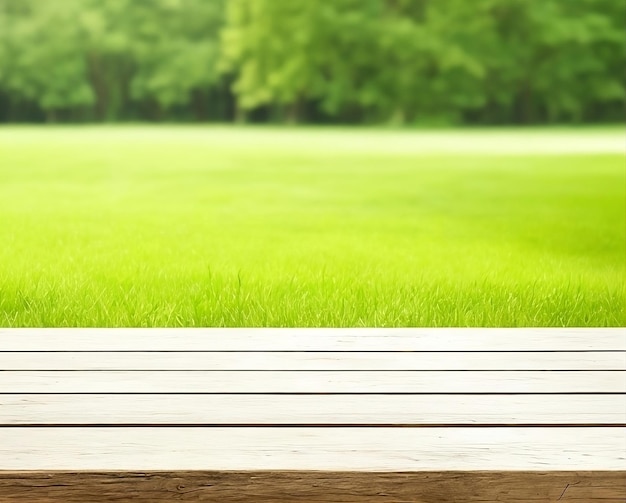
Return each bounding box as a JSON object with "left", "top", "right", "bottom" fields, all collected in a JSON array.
[
  {"left": 3, "top": 350, "right": 624, "bottom": 370},
  {"left": 3, "top": 370, "right": 623, "bottom": 393},
  {"left": 0, "top": 471, "right": 624, "bottom": 502},
  {"left": 2, "top": 394, "right": 624, "bottom": 424},
  {"left": 1, "top": 427, "right": 624, "bottom": 470},
  {"left": 2, "top": 328, "right": 624, "bottom": 351},
  {"left": 2, "top": 328, "right": 624, "bottom": 501}
]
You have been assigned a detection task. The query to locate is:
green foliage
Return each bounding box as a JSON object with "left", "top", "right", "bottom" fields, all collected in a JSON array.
[
  {"left": 0, "top": 0, "right": 94, "bottom": 119},
  {"left": 0, "top": 0, "right": 623, "bottom": 123},
  {"left": 0, "top": 0, "right": 225, "bottom": 121},
  {"left": 479, "top": 0, "right": 626, "bottom": 122},
  {"left": 221, "top": 0, "right": 625, "bottom": 124},
  {"left": 122, "top": 0, "right": 224, "bottom": 109}
]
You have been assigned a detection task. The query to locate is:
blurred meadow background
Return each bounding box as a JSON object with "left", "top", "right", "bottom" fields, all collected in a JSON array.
[{"left": 0, "top": 0, "right": 624, "bottom": 327}]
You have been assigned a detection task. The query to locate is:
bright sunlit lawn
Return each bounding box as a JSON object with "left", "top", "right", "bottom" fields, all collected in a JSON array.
[{"left": 0, "top": 126, "right": 624, "bottom": 327}]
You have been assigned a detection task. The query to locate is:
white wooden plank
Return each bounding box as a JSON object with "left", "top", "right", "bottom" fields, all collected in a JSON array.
[
  {"left": 2, "top": 351, "right": 623, "bottom": 370},
  {"left": 1, "top": 328, "right": 624, "bottom": 351},
  {"left": 1, "top": 394, "right": 624, "bottom": 424},
  {"left": 2, "top": 371, "right": 623, "bottom": 393},
  {"left": 0, "top": 427, "right": 623, "bottom": 471}
]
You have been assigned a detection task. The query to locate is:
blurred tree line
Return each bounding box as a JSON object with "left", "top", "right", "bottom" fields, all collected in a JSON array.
[{"left": 0, "top": 0, "right": 623, "bottom": 124}]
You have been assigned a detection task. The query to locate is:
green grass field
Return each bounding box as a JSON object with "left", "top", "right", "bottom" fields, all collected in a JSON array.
[{"left": 0, "top": 127, "right": 624, "bottom": 327}]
